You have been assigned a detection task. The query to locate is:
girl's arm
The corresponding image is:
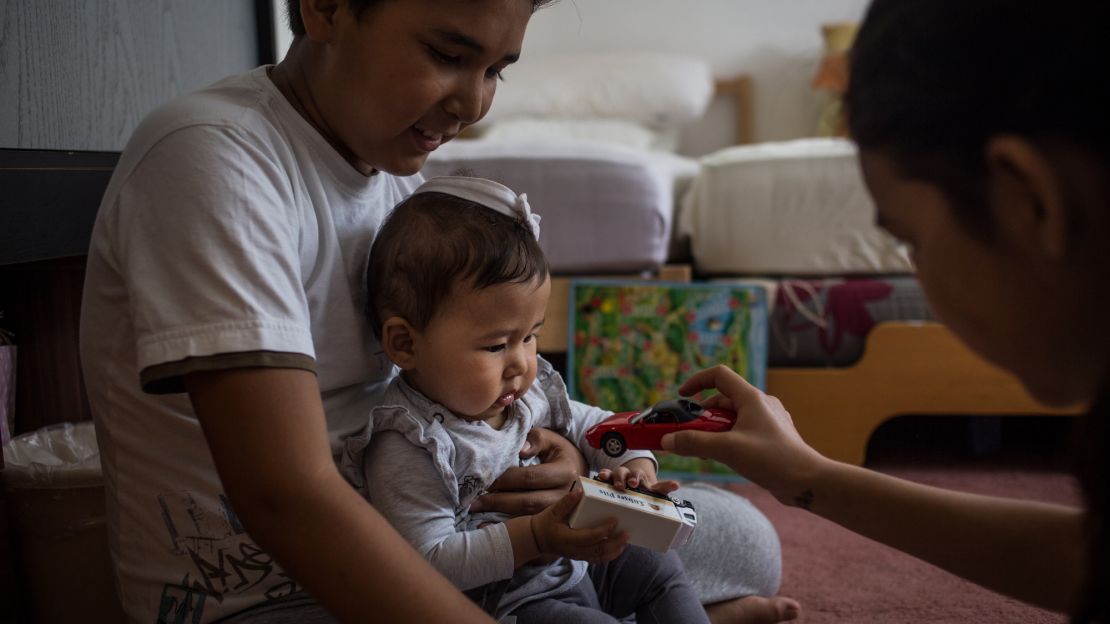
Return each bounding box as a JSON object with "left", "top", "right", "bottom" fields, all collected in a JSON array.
[
  {"left": 186, "top": 367, "right": 495, "bottom": 624},
  {"left": 662, "top": 365, "right": 1086, "bottom": 612},
  {"left": 783, "top": 455, "right": 1085, "bottom": 611}
]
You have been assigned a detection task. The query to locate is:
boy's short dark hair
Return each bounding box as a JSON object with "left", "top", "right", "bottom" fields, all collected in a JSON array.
[
  {"left": 284, "top": 0, "right": 377, "bottom": 37},
  {"left": 284, "top": 0, "right": 558, "bottom": 38},
  {"left": 366, "top": 190, "right": 549, "bottom": 339}
]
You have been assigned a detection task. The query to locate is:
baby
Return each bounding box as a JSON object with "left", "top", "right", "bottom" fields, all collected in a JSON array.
[{"left": 341, "top": 176, "right": 709, "bottom": 623}]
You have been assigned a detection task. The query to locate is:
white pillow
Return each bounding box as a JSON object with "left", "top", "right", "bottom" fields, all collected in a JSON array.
[
  {"left": 481, "top": 118, "right": 660, "bottom": 150},
  {"left": 487, "top": 51, "right": 715, "bottom": 128}
]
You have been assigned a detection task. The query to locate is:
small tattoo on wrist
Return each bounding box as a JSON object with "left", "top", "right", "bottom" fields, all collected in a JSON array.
[{"left": 793, "top": 488, "right": 815, "bottom": 510}]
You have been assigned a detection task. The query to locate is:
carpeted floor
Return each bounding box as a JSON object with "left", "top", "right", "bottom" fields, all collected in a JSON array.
[{"left": 718, "top": 415, "right": 1082, "bottom": 623}]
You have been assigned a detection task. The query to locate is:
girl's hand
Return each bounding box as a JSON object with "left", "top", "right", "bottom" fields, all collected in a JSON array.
[
  {"left": 529, "top": 488, "right": 629, "bottom": 564},
  {"left": 597, "top": 458, "right": 680, "bottom": 495},
  {"left": 660, "top": 365, "right": 827, "bottom": 506}
]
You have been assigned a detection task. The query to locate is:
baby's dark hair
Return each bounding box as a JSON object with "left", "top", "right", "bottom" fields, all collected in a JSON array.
[
  {"left": 285, "top": 0, "right": 558, "bottom": 37},
  {"left": 365, "top": 189, "right": 549, "bottom": 340},
  {"left": 845, "top": 0, "right": 1110, "bottom": 239}
]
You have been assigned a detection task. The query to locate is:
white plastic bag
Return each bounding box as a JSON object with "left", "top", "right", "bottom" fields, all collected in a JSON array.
[{"left": 2, "top": 421, "right": 102, "bottom": 489}]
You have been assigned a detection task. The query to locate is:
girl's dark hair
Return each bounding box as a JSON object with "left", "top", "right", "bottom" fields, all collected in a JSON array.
[
  {"left": 845, "top": 0, "right": 1110, "bottom": 239},
  {"left": 846, "top": 1, "right": 1110, "bottom": 619},
  {"left": 284, "top": 0, "right": 558, "bottom": 37},
  {"left": 365, "top": 190, "right": 549, "bottom": 340}
]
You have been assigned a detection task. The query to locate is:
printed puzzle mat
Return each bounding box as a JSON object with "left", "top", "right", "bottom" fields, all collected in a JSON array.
[{"left": 566, "top": 280, "right": 768, "bottom": 481}]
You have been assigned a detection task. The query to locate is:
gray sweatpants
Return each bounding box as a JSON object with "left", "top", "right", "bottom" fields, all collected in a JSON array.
[{"left": 218, "top": 484, "right": 782, "bottom": 622}]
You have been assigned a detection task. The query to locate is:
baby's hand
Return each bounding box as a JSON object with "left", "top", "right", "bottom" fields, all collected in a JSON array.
[
  {"left": 598, "top": 458, "right": 680, "bottom": 495},
  {"left": 530, "top": 488, "right": 628, "bottom": 564}
]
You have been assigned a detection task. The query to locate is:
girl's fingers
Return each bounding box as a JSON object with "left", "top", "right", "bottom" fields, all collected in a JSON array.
[
  {"left": 650, "top": 479, "right": 681, "bottom": 495},
  {"left": 608, "top": 467, "right": 630, "bottom": 489},
  {"left": 678, "top": 365, "right": 760, "bottom": 405}
]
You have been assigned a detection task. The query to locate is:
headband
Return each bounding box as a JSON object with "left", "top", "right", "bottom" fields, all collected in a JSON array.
[{"left": 412, "top": 176, "right": 542, "bottom": 240}]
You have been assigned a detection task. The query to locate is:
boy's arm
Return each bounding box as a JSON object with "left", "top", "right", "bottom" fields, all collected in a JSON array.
[
  {"left": 186, "top": 367, "right": 495, "bottom": 624},
  {"left": 473, "top": 428, "right": 587, "bottom": 515},
  {"left": 367, "top": 430, "right": 627, "bottom": 574}
]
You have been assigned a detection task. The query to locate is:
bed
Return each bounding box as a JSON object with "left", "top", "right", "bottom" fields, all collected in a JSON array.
[
  {"left": 425, "top": 51, "right": 1080, "bottom": 466},
  {"left": 681, "top": 139, "right": 1080, "bottom": 465}
]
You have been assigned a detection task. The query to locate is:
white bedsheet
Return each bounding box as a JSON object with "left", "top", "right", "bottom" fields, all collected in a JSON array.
[
  {"left": 679, "top": 138, "right": 914, "bottom": 275},
  {"left": 424, "top": 138, "right": 699, "bottom": 274}
]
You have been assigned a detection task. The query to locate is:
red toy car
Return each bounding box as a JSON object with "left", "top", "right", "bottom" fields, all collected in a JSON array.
[{"left": 585, "top": 398, "right": 737, "bottom": 457}]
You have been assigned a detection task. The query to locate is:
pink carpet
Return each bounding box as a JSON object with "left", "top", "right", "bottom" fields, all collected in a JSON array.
[{"left": 722, "top": 416, "right": 1082, "bottom": 623}]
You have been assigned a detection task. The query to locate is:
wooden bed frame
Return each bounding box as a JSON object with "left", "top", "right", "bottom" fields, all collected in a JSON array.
[
  {"left": 541, "top": 285, "right": 1078, "bottom": 466},
  {"left": 765, "top": 322, "right": 1081, "bottom": 464},
  {"left": 536, "top": 76, "right": 1080, "bottom": 466}
]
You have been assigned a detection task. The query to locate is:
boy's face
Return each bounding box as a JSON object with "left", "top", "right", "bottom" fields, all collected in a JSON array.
[
  {"left": 305, "top": 0, "right": 531, "bottom": 175},
  {"left": 405, "top": 276, "right": 551, "bottom": 423}
]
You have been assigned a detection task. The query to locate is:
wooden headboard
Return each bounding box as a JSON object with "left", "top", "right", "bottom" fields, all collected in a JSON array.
[
  {"left": 714, "top": 75, "right": 755, "bottom": 145},
  {"left": 460, "top": 73, "right": 755, "bottom": 146}
]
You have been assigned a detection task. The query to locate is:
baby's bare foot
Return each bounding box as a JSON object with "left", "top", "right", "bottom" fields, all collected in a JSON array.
[{"left": 705, "top": 595, "right": 801, "bottom": 624}]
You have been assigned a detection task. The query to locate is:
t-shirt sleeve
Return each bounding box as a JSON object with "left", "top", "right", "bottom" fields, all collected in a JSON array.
[{"left": 114, "top": 123, "right": 316, "bottom": 391}]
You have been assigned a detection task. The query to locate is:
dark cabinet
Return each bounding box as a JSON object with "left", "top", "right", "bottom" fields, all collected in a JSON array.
[{"left": 1, "top": 6, "right": 266, "bottom": 617}]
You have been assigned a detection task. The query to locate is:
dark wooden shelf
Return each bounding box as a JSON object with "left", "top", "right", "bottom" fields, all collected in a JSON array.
[{"left": 0, "top": 149, "right": 119, "bottom": 266}]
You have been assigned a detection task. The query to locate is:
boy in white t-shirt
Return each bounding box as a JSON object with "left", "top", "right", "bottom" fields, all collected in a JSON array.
[
  {"left": 79, "top": 0, "right": 791, "bottom": 622},
  {"left": 81, "top": 2, "right": 550, "bottom": 622}
]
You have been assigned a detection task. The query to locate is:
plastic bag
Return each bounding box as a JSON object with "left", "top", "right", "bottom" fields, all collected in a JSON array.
[{"left": 2, "top": 421, "right": 102, "bottom": 489}]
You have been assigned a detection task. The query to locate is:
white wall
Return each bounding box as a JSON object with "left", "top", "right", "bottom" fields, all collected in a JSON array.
[
  {"left": 270, "top": 0, "right": 873, "bottom": 156},
  {"left": 522, "top": 0, "right": 871, "bottom": 155}
]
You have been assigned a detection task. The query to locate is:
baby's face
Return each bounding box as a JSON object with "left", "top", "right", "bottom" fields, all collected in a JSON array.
[{"left": 405, "top": 275, "right": 551, "bottom": 424}]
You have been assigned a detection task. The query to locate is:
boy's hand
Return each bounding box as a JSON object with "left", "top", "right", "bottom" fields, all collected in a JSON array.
[
  {"left": 530, "top": 488, "right": 629, "bottom": 564},
  {"left": 597, "top": 458, "right": 680, "bottom": 495},
  {"left": 473, "top": 428, "right": 586, "bottom": 515}
]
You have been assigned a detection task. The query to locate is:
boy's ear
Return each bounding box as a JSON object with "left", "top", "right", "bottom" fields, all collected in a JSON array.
[
  {"left": 381, "top": 317, "right": 418, "bottom": 370},
  {"left": 984, "top": 136, "right": 1069, "bottom": 260},
  {"left": 299, "top": 0, "right": 342, "bottom": 43}
]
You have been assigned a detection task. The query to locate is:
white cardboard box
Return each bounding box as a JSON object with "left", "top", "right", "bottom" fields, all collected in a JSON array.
[{"left": 567, "top": 475, "right": 697, "bottom": 552}]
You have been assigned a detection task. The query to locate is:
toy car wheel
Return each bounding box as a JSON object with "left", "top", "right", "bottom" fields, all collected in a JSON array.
[{"left": 601, "top": 433, "right": 627, "bottom": 457}]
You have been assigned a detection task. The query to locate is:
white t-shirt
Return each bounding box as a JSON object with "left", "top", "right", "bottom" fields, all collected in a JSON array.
[{"left": 80, "top": 65, "right": 422, "bottom": 623}]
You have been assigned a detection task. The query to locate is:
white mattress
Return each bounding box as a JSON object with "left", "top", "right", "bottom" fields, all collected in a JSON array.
[
  {"left": 424, "top": 138, "right": 699, "bottom": 274},
  {"left": 678, "top": 139, "right": 914, "bottom": 275}
]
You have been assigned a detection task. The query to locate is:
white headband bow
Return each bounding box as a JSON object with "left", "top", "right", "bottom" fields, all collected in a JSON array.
[{"left": 412, "top": 176, "right": 542, "bottom": 240}]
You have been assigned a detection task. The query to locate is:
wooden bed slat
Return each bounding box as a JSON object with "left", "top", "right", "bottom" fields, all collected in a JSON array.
[
  {"left": 767, "top": 321, "right": 1083, "bottom": 465},
  {"left": 713, "top": 75, "right": 754, "bottom": 145}
]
